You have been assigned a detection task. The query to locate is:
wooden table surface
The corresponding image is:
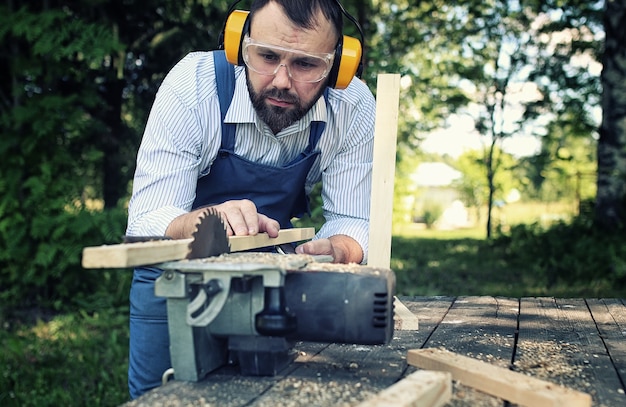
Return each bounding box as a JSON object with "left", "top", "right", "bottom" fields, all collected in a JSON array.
[{"left": 124, "top": 296, "right": 626, "bottom": 407}]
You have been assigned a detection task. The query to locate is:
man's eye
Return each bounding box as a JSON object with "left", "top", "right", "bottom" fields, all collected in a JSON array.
[
  {"left": 259, "top": 52, "right": 280, "bottom": 63},
  {"left": 293, "top": 58, "right": 321, "bottom": 70}
]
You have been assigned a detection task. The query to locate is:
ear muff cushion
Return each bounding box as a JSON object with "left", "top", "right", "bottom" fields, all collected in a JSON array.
[
  {"left": 332, "top": 35, "right": 362, "bottom": 90},
  {"left": 223, "top": 10, "right": 249, "bottom": 65}
]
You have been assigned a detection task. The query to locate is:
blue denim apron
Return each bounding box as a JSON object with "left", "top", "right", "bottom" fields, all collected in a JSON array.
[{"left": 128, "top": 51, "right": 325, "bottom": 398}]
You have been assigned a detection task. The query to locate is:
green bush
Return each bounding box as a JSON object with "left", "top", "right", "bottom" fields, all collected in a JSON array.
[
  {"left": 0, "top": 207, "right": 130, "bottom": 311},
  {"left": 492, "top": 214, "right": 626, "bottom": 295},
  {"left": 421, "top": 201, "right": 443, "bottom": 229}
]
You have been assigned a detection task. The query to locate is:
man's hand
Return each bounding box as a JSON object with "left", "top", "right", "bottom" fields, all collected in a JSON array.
[
  {"left": 165, "top": 199, "right": 280, "bottom": 239},
  {"left": 295, "top": 234, "right": 363, "bottom": 264}
]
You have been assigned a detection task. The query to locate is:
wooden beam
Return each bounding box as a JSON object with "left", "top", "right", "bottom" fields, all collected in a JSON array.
[
  {"left": 393, "top": 298, "right": 419, "bottom": 331},
  {"left": 81, "top": 228, "right": 315, "bottom": 269},
  {"left": 407, "top": 348, "right": 592, "bottom": 407},
  {"left": 355, "top": 370, "right": 451, "bottom": 407},
  {"left": 228, "top": 227, "right": 314, "bottom": 252},
  {"left": 367, "top": 73, "right": 400, "bottom": 269}
]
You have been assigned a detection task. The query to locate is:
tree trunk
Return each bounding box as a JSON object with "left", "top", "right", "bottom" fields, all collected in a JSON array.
[{"left": 595, "top": 0, "right": 626, "bottom": 229}]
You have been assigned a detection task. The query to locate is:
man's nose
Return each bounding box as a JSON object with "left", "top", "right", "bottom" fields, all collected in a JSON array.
[{"left": 272, "top": 64, "right": 292, "bottom": 89}]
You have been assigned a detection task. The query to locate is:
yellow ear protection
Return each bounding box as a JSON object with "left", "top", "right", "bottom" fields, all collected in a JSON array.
[{"left": 218, "top": 0, "right": 364, "bottom": 90}]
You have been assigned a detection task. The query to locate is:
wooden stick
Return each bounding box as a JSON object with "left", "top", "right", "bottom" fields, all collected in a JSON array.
[
  {"left": 367, "top": 73, "right": 400, "bottom": 269},
  {"left": 393, "top": 298, "right": 419, "bottom": 331},
  {"left": 228, "top": 227, "right": 314, "bottom": 252},
  {"left": 407, "top": 348, "right": 592, "bottom": 407},
  {"left": 355, "top": 370, "right": 451, "bottom": 407},
  {"left": 81, "top": 227, "right": 315, "bottom": 269}
]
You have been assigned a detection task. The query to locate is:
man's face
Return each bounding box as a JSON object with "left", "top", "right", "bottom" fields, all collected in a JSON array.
[{"left": 245, "top": 2, "right": 338, "bottom": 134}]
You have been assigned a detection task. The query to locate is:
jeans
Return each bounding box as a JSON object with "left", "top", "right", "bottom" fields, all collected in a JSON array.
[{"left": 128, "top": 267, "right": 170, "bottom": 399}]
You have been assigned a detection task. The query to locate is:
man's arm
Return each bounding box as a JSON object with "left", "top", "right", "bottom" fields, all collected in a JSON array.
[{"left": 311, "top": 78, "right": 376, "bottom": 264}]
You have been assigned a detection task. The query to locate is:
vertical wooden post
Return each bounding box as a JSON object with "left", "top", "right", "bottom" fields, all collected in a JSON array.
[{"left": 367, "top": 74, "right": 400, "bottom": 269}]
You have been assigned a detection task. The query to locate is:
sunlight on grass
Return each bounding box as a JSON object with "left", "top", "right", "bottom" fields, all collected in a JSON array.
[
  {"left": 394, "top": 223, "right": 487, "bottom": 239},
  {"left": 1, "top": 309, "right": 130, "bottom": 407}
]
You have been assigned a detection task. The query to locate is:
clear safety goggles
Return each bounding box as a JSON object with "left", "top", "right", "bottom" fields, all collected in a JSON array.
[{"left": 241, "top": 34, "right": 335, "bottom": 83}]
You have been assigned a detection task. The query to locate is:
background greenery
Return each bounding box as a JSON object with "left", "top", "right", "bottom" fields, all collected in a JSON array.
[{"left": 1, "top": 0, "right": 624, "bottom": 406}]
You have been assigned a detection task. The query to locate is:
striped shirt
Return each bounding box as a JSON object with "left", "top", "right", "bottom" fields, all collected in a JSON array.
[{"left": 126, "top": 51, "right": 376, "bottom": 260}]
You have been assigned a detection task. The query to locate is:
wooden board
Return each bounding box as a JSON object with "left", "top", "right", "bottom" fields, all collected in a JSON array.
[
  {"left": 355, "top": 370, "right": 451, "bottom": 407},
  {"left": 407, "top": 348, "right": 592, "bottom": 407},
  {"left": 420, "top": 296, "right": 518, "bottom": 366},
  {"left": 367, "top": 73, "right": 400, "bottom": 269},
  {"left": 586, "top": 298, "right": 626, "bottom": 386},
  {"left": 393, "top": 297, "right": 419, "bottom": 331},
  {"left": 415, "top": 296, "right": 519, "bottom": 405},
  {"left": 517, "top": 297, "right": 626, "bottom": 406},
  {"left": 81, "top": 227, "right": 315, "bottom": 269},
  {"left": 228, "top": 228, "right": 314, "bottom": 252}
]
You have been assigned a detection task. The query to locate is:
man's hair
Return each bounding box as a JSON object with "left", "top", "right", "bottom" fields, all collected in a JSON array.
[{"left": 249, "top": 0, "right": 344, "bottom": 40}]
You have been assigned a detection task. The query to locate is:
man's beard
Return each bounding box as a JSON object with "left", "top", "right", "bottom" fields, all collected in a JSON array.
[{"left": 247, "top": 75, "right": 325, "bottom": 134}]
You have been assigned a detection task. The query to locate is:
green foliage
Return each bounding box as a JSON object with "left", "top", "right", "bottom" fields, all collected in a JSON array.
[
  {"left": 392, "top": 214, "right": 626, "bottom": 298},
  {"left": 0, "top": 307, "right": 130, "bottom": 407},
  {"left": 0, "top": 207, "right": 130, "bottom": 310},
  {"left": 420, "top": 201, "right": 443, "bottom": 229},
  {"left": 492, "top": 215, "right": 626, "bottom": 293},
  {"left": 292, "top": 183, "right": 326, "bottom": 231}
]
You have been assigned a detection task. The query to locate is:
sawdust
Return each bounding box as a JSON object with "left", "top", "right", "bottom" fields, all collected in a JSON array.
[{"left": 177, "top": 252, "right": 383, "bottom": 274}]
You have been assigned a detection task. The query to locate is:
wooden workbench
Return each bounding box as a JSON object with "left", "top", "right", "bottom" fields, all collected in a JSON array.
[{"left": 123, "top": 296, "right": 626, "bottom": 406}]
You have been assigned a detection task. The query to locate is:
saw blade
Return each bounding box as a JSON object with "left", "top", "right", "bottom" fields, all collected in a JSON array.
[{"left": 187, "top": 208, "right": 230, "bottom": 259}]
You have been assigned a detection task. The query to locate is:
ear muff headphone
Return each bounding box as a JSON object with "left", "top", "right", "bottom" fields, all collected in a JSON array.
[{"left": 218, "top": 1, "right": 364, "bottom": 90}]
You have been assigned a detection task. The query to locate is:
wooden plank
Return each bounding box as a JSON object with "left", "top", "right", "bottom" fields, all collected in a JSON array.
[
  {"left": 82, "top": 228, "right": 315, "bottom": 268},
  {"left": 516, "top": 298, "right": 626, "bottom": 406},
  {"left": 418, "top": 296, "right": 519, "bottom": 405},
  {"left": 367, "top": 73, "right": 400, "bottom": 269},
  {"left": 407, "top": 348, "right": 592, "bottom": 407},
  {"left": 82, "top": 239, "right": 191, "bottom": 269},
  {"left": 397, "top": 296, "right": 454, "bottom": 334},
  {"left": 228, "top": 227, "right": 314, "bottom": 252},
  {"left": 394, "top": 297, "right": 419, "bottom": 331},
  {"left": 355, "top": 370, "right": 451, "bottom": 407},
  {"left": 422, "top": 296, "right": 518, "bottom": 367},
  {"left": 586, "top": 298, "right": 626, "bottom": 387}
]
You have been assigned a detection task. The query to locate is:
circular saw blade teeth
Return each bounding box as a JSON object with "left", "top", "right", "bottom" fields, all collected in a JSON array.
[{"left": 187, "top": 208, "right": 230, "bottom": 259}]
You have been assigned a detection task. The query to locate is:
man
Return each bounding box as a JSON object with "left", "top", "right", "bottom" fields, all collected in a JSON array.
[{"left": 125, "top": 0, "right": 376, "bottom": 399}]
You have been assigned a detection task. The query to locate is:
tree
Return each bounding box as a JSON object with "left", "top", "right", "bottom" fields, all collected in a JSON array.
[
  {"left": 0, "top": 0, "right": 231, "bottom": 307},
  {"left": 595, "top": 0, "right": 626, "bottom": 229},
  {"left": 367, "top": 0, "right": 603, "bottom": 238}
]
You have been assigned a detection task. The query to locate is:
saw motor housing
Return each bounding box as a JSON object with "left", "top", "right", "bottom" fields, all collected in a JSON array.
[{"left": 154, "top": 254, "right": 396, "bottom": 382}]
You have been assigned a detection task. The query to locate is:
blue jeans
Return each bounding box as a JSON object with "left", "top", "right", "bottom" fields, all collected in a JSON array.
[{"left": 128, "top": 267, "right": 170, "bottom": 399}]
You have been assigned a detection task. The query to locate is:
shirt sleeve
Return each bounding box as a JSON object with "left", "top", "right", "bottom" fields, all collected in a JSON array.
[
  {"left": 126, "top": 53, "right": 221, "bottom": 236},
  {"left": 315, "top": 78, "right": 376, "bottom": 263}
]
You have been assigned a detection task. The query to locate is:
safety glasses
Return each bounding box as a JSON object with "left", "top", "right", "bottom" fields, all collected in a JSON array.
[{"left": 241, "top": 34, "right": 335, "bottom": 83}]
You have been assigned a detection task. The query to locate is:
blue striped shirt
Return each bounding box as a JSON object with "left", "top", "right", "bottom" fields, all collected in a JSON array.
[{"left": 126, "top": 51, "right": 376, "bottom": 259}]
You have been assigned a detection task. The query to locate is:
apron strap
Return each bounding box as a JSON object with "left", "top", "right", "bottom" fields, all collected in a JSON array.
[{"left": 212, "top": 50, "right": 237, "bottom": 150}]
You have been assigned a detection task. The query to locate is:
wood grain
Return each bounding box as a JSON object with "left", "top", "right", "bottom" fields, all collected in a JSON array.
[
  {"left": 367, "top": 73, "right": 400, "bottom": 270},
  {"left": 81, "top": 227, "right": 315, "bottom": 268}
]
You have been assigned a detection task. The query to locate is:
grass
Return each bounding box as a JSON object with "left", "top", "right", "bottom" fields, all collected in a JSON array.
[
  {"left": 391, "top": 224, "right": 527, "bottom": 297},
  {"left": 391, "top": 221, "right": 626, "bottom": 299},
  {"left": 0, "top": 306, "right": 131, "bottom": 406}
]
